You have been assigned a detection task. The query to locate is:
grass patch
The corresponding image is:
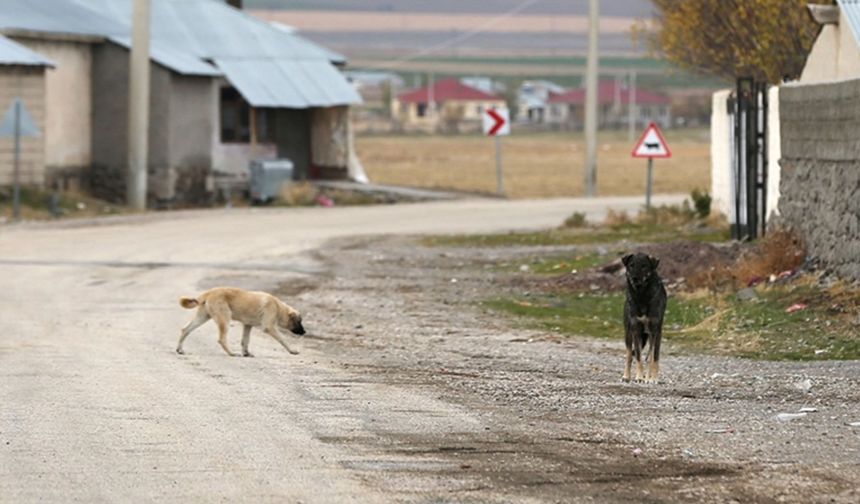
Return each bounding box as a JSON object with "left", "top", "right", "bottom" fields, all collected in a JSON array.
[
  {"left": 500, "top": 252, "right": 609, "bottom": 275},
  {"left": 485, "top": 282, "right": 860, "bottom": 361},
  {"left": 423, "top": 221, "right": 729, "bottom": 248},
  {"left": 0, "top": 187, "right": 126, "bottom": 221},
  {"left": 485, "top": 293, "right": 710, "bottom": 341}
]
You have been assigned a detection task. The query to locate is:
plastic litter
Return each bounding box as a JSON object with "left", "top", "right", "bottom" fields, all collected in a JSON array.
[
  {"left": 776, "top": 412, "right": 807, "bottom": 422},
  {"left": 785, "top": 303, "right": 807, "bottom": 313}
]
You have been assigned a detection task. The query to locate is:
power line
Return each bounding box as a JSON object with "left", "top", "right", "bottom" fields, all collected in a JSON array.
[{"left": 363, "top": 0, "right": 542, "bottom": 72}]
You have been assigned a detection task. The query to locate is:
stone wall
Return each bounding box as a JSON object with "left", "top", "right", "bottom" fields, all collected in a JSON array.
[{"left": 779, "top": 79, "right": 860, "bottom": 280}]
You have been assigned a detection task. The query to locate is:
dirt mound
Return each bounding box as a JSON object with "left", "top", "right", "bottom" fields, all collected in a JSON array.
[{"left": 532, "top": 241, "right": 743, "bottom": 293}]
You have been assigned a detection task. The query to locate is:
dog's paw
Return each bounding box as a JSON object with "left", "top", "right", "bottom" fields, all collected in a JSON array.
[
  {"left": 644, "top": 377, "right": 660, "bottom": 384},
  {"left": 176, "top": 348, "right": 185, "bottom": 355},
  {"left": 621, "top": 375, "right": 631, "bottom": 383},
  {"left": 242, "top": 351, "right": 254, "bottom": 358}
]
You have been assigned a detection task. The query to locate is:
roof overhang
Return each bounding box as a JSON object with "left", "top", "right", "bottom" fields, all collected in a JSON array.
[
  {"left": 808, "top": 4, "right": 840, "bottom": 25},
  {"left": 215, "top": 58, "right": 362, "bottom": 108}
]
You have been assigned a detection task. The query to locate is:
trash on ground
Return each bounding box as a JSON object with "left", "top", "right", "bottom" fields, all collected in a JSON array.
[
  {"left": 632, "top": 448, "right": 643, "bottom": 457},
  {"left": 785, "top": 303, "right": 807, "bottom": 313},
  {"left": 795, "top": 379, "right": 813, "bottom": 392},
  {"left": 776, "top": 412, "right": 807, "bottom": 422},
  {"left": 798, "top": 407, "right": 818, "bottom": 413},
  {"left": 705, "top": 426, "right": 735, "bottom": 434}
]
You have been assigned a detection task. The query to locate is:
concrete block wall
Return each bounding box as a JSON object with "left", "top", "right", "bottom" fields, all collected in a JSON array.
[{"left": 779, "top": 78, "right": 860, "bottom": 280}]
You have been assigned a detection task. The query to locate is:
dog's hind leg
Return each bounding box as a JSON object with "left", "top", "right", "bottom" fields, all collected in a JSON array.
[
  {"left": 241, "top": 325, "right": 253, "bottom": 357},
  {"left": 177, "top": 308, "right": 210, "bottom": 354},
  {"left": 264, "top": 327, "right": 299, "bottom": 355},
  {"left": 215, "top": 319, "right": 238, "bottom": 357}
]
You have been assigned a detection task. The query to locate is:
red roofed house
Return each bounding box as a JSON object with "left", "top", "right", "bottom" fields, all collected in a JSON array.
[
  {"left": 546, "top": 80, "right": 671, "bottom": 130},
  {"left": 394, "top": 78, "right": 505, "bottom": 132}
]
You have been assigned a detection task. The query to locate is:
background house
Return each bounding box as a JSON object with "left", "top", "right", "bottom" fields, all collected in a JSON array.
[
  {"left": 0, "top": 35, "right": 53, "bottom": 188},
  {"left": 545, "top": 80, "right": 671, "bottom": 131},
  {"left": 394, "top": 78, "right": 505, "bottom": 133},
  {"left": 0, "top": 0, "right": 363, "bottom": 205},
  {"left": 516, "top": 80, "right": 565, "bottom": 124}
]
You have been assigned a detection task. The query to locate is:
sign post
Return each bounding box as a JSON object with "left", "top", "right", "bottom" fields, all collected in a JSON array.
[
  {"left": 631, "top": 121, "right": 671, "bottom": 209},
  {"left": 0, "top": 98, "right": 41, "bottom": 221},
  {"left": 482, "top": 107, "right": 510, "bottom": 196}
]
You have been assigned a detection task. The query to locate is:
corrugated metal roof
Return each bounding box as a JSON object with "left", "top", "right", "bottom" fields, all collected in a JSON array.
[
  {"left": 0, "top": 34, "right": 54, "bottom": 67},
  {"left": 215, "top": 58, "right": 361, "bottom": 108},
  {"left": 0, "top": 0, "right": 358, "bottom": 108},
  {"left": 108, "top": 36, "right": 220, "bottom": 77},
  {"left": 0, "top": 0, "right": 124, "bottom": 38},
  {"left": 838, "top": 0, "right": 860, "bottom": 47},
  {"left": 79, "top": 0, "right": 346, "bottom": 63},
  {"left": 84, "top": 0, "right": 356, "bottom": 107}
]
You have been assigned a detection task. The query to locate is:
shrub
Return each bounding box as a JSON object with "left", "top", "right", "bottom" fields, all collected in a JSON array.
[
  {"left": 562, "top": 211, "right": 588, "bottom": 228},
  {"left": 690, "top": 188, "right": 712, "bottom": 218}
]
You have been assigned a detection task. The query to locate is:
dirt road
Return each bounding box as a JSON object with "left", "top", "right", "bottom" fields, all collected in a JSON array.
[{"left": 1, "top": 196, "right": 858, "bottom": 503}]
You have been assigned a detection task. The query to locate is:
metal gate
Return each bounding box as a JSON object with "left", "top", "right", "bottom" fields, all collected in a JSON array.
[{"left": 728, "top": 78, "right": 768, "bottom": 240}]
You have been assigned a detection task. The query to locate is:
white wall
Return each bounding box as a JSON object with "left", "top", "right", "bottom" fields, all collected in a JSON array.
[
  {"left": 709, "top": 87, "right": 781, "bottom": 221},
  {"left": 710, "top": 89, "right": 732, "bottom": 218},
  {"left": 765, "top": 86, "right": 780, "bottom": 220}
]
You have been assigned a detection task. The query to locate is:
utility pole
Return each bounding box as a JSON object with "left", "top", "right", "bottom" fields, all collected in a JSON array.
[
  {"left": 583, "top": 0, "right": 599, "bottom": 197},
  {"left": 628, "top": 69, "right": 637, "bottom": 142},
  {"left": 127, "top": 0, "right": 150, "bottom": 210}
]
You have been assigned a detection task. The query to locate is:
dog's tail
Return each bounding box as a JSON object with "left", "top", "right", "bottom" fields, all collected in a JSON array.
[{"left": 179, "top": 297, "right": 200, "bottom": 309}]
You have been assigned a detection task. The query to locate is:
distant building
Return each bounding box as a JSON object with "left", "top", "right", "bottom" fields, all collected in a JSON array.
[
  {"left": 546, "top": 80, "right": 671, "bottom": 130},
  {"left": 344, "top": 70, "right": 404, "bottom": 110},
  {"left": 516, "top": 80, "right": 566, "bottom": 124},
  {"left": 0, "top": 0, "right": 364, "bottom": 205},
  {"left": 459, "top": 77, "right": 505, "bottom": 96},
  {"left": 394, "top": 78, "right": 505, "bottom": 132}
]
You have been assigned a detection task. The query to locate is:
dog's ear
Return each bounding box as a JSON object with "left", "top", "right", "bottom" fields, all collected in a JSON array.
[
  {"left": 622, "top": 254, "right": 633, "bottom": 267},
  {"left": 648, "top": 255, "right": 660, "bottom": 270}
]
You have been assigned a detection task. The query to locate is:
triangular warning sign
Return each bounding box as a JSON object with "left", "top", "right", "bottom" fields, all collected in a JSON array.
[
  {"left": 0, "top": 98, "right": 41, "bottom": 138},
  {"left": 631, "top": 122, "right": 671, "bottom": 158}
]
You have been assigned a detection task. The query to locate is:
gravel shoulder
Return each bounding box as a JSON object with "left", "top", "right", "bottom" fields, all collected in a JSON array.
[{"left": 287, "top": 234, "right": 860, "bottom": 502}]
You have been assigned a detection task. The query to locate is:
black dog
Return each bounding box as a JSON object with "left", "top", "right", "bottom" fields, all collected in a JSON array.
[{"left": 622, "top": 253, "right": 667, "bottom": 383}]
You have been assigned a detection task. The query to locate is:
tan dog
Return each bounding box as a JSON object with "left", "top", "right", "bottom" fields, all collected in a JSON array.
[{"left": 176, "top": 287, "right": 305, "bottom": 357}]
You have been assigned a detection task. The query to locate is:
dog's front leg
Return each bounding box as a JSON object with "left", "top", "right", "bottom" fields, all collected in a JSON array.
[
  {"left": 241, "top": 325, "right": 254, "bottom": 357},
  {"left": 646, "top": 321, "right": 661, "bottom": 383},
  {"left": 623, "top": 347, "right": 633, "bottom": 382},
  {"left": 264, "top": 327, "right": 299, "bottom": 355},
  {"left": 632, "top": 324, "right": 645, "bottom": 382}
]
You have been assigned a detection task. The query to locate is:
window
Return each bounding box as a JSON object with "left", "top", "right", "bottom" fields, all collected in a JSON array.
[
  {"left": 220, "top": 87, "right": 275, "bottom": 143},
  {"left": 416, "top": 103, "right": 427, "bottom": 117}
]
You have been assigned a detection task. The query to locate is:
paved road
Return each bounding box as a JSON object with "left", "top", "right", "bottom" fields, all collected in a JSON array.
[{"left": 0, "top": 196, "right": 685, "bottom": 502}]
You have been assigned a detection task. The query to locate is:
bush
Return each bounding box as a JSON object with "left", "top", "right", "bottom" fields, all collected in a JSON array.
[
  {"left": 562, "top": 211, "right": 588, "bottom": 228},
  {"left": 690, "top": 188, "right": 712, "bottom": 218}
]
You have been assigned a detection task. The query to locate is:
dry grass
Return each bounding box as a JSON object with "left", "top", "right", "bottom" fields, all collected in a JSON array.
[
  {"left": 733, "top": 228, "right": 806, "bottom": 285},
  {"left": 688, "top": 228, "right": 806, "bottom": 291},
  {"left": 357, "top": 129, "right": 710, "bottom": 199}
]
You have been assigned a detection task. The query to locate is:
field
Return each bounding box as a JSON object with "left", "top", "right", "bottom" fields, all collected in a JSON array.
[{"left": 357, "top": 129, "right": 711, "bottom": 199}]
